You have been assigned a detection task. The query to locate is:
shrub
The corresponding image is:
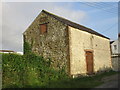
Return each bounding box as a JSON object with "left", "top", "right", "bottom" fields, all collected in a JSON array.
[
  {"left": 2, "top": 53, "right": 23, "bottom": 88},
  {"left": 2, "top": 41, "right": 68, "bottom": 88},
  {"left": 2, "top": 53, "right": 68, "bottom": 88}
]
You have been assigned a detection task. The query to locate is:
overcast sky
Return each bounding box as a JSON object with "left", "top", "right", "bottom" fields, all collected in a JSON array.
[{"left": 1, "top": 2, "right": 118, "bottom": 52}]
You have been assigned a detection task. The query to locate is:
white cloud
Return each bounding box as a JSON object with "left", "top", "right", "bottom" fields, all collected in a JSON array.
[
  {"left": 2, "top": 2, "right": 87, "bottom": 52},
  {"left": 47, "top": 7, "right": 86, "bottom": 24}
]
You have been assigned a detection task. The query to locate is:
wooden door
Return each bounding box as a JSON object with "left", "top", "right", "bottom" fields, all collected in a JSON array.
[{"left": 86, "top": 51, "right": 94, "bottom": 74}]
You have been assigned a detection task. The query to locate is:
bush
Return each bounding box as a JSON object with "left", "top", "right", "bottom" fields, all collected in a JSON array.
[
  {"left": 2, "top": 53, "right": 24, "bottom": 88},
  {"left": 2, "top": 41, "right": 68, "bottom": 88},
  {"left": 2, "top": 53, "right": 68, "bottom": 88}
]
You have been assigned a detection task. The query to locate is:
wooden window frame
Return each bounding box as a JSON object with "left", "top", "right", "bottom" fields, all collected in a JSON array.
[{"left": 39, "top": 23, "right": 48, "bottom": 34}]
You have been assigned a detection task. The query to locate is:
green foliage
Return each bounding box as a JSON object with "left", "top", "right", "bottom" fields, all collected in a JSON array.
[
  {"left": 2, "top": 53, "right": 68, "bottom": 88},
  {"left": 2, "top": 53, "right": 24, "bottom": 88},
  {"left": 2, "top": 52, "right": 118, "bottom": 88},
  {"left": 44, "top": 70, "right": 118, "bottom": 88},
  {"left": 23, "top": 41, "right": 32, "bottom": 54}
]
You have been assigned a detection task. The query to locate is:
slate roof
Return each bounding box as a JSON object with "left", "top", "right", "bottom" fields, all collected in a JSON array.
[
  {"left": 42, "top": 10, "right": 109, "bottom": 39},
  {"left": 110, "top": 41, "right": 115, "bottom": 44}
]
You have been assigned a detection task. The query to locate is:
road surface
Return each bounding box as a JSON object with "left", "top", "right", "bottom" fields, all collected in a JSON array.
[{"left": 95, "top": 74, "right": 119, "bottom": 88}]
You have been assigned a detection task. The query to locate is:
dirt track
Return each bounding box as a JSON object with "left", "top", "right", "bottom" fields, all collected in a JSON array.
[{"left": 95, "top": 74, "right": 119, "bottom": 88}]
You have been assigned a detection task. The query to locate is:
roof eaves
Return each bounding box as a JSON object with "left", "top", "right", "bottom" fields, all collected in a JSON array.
[{"left": 42, "top": 10, "right": 109, "bottom": 39}]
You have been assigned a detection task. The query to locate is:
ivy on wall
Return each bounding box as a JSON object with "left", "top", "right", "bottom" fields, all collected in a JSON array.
[{"left": 23, "top": 41, "right": 32, "bottom": 55}]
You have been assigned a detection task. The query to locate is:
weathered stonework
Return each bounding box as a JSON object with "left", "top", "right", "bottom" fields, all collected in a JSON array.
[
  {"left": 23, "top": 10, "right": 111, "bottom": 76},
  {"left": 68, "top": 26, "right": 112, "bottom": 75},
  {"left": 23, "top": 11, "right": 69, "bottom": 72},
  {"left": 112, "top": 56, "right": 120, "bottom": 71}
]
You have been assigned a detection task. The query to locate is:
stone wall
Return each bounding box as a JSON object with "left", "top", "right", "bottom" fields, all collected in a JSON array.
[
  {"left": 23, "top": 12, "right": 69, "bottom": 72},
  {"left": 23, "top": 11, "right": 112, "bottom": 76},
  {"left": 111, "top": 55, "right": 120, "bottom": 71},
  {"left": 68, "top": 26, "right": 112, "bottom": 75},
  {"left": 111, "top": 40, "right": 120, "bottom": 54}
]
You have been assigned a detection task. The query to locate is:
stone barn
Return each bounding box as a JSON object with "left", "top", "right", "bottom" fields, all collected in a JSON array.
[{"left": 23, "top": 10, "right": 112, "bottom": 76}]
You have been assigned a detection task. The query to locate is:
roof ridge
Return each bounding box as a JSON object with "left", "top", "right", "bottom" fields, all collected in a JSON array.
[
  {"left": 42, "top": 10, "right": 109, "bottom": 39},
  {"left": 42, "top": 10, "right": 90, "bottom": 29}
]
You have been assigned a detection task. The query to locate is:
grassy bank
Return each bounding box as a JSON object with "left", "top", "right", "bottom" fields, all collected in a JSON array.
[
  {"left": 44, "top": 70, "right": 118, "bottom": 88},
  {"left": 2, "top": 53, "right": 68, "bottom": 88},
  {"left": 2, "top": 53, "right": 118, "bottom": 88}
]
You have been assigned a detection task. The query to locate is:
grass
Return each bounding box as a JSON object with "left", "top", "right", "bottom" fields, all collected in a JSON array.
[
  {"left": 42, "top": 70, "right": 119, "bottom": 88},
  {"left": 2, "top": 53, "right": 68, "bottom": 88},
  {"left": 2, "top": 53, "right": 119, "bottom": 88}
]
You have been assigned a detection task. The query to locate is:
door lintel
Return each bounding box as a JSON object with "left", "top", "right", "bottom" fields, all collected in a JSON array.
[{"left": 84, "top": 49, "right": 94, "bottom": 52}]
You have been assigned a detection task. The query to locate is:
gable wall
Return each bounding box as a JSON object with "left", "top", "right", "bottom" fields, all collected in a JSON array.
[
  {"left": 23, "top": 12, "right": 69, "bottom": 71},
  {"left": 111, "top": 40, "right": 120, "bottom": 54},
  {"left": 68, "top": 26, "right": 112, "bottom": 75}
]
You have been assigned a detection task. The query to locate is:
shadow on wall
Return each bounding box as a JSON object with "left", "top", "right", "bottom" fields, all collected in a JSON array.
[{"left": 111, "top": 55, "right": 120, "bottom": 71}]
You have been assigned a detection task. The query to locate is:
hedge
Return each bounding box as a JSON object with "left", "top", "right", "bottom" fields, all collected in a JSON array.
[{"left": 2, "top": 53, "right": 68, "bottom": 88}]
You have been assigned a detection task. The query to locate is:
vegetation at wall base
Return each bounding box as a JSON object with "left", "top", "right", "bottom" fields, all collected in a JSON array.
[
  {"left": 43, "top": 70, "right": 118, "bottom": 88},
  {"left": 2, "top": 53, "right": 118, "bottom": 88},
  {"left": 2, "top": 42, "right": 118, "bottom": 88},
  {"left": 2, "top": 52, "right": 68, "bottom": 88}
]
